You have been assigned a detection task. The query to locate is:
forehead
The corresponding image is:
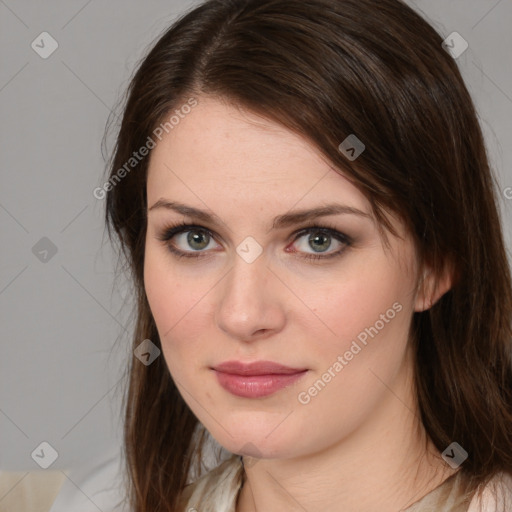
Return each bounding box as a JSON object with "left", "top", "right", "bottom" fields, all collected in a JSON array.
[{"left": 146, "top": 96, "right": 370, "bottom": 213}]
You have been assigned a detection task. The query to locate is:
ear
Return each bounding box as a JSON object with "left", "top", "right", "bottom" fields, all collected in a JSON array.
[{"left": 414, "top": 260, "right": 455, "bottom": 312}]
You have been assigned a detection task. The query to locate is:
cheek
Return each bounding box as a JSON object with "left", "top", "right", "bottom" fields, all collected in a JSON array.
[
  {"left": 289, "top": 266, "right": 413, "bottom": 447},
  {"left": 143, "top": 248, "right": 213, "bottom": 363},
  {"left": 294, "top": 251, "right": 413, "bottom": 360}
]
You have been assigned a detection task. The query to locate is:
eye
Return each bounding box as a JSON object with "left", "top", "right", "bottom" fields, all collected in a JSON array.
[
  {"left": 156, "top": 222, "right": 351, "bottom": 261},
  {"left": 288, "top": 226, "right": 351, "bottom": 260},
  {"left": 174, "top": 229, "right": 215, "bottom": 251},
  {"left": 156, "top": 222, "right": 221, "bottom": 259}
]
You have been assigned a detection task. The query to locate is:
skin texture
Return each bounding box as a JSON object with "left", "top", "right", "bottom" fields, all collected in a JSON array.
[{"left": 144, "top": 96, "right": 455, "bottom": 512}]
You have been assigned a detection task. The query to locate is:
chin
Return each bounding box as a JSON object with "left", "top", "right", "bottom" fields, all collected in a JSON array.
[{"left": 205, "top": 416, "right": 299, "bottom": 460}]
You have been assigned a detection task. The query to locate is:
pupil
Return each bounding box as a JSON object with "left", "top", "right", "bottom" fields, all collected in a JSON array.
[
  {"left": 187, "top": 230, "right": 209, "bottom": 250},
  {"left": 309, "top": 233, "right": 331, "bottom": 252}
]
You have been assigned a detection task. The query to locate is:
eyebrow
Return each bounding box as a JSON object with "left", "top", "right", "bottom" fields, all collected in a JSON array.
[{"left": 148, "top": 199, "right": 373, "bottom": 229}]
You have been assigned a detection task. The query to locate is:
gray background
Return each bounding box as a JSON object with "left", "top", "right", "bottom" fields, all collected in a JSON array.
[{"left": 1, "top": 0, "right": 511, "bottom": 503}]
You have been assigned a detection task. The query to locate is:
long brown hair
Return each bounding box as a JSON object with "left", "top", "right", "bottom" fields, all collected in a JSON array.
[{"left": 104, "top": 0, "right": 512, "bottom": 510}]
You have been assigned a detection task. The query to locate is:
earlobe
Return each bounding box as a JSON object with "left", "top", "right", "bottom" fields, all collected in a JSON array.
[{"left": 414, "top": 261, "right": 454, "bottom": 312}]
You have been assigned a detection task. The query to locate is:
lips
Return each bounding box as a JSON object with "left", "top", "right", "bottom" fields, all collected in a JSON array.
[
  {"left": 213, "top": 360, "right": 307, "bottom": 375},
  {"left": 212, "top": 360, "right": 308, "bottom": 398}
]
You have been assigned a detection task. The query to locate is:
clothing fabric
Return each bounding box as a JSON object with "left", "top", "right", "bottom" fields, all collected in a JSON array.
[
  {"left": 0, "top": 470, "right": 66, "bottom": 512},
  {"left": 178, "top": 454, "right": 512, "bottom": 512},
  {"left": 0, "top": 444, "right": 130, "bottom": 512}
]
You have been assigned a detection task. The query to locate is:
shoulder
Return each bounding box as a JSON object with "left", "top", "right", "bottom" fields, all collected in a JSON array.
[
  {"left": 177, "top": 454, "right": 243, "bottom": 512},
  {"left": 467, "top": 471, "right": 512, "bottom": 512}
]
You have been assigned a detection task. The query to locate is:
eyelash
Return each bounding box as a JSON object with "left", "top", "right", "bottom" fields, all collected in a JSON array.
[{"left": 155, "top": 220, "right": 352, "bottom": 262}]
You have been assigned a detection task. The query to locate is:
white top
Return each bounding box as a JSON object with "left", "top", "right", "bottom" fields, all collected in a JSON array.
[{"left": 178, "top": 454, "right": 512, "bottom": 512}]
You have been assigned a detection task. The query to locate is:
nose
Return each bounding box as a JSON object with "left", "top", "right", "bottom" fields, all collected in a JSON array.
[{"left": 215, "top": 254, "right": 287, "bottom": 342}]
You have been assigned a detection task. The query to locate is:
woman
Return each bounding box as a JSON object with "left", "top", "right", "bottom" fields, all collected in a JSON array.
[{"left": 104, "top": 0, "right": 512, "bottom": 510}]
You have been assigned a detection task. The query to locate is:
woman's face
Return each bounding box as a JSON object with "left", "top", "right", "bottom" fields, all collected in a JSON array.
[{"left": 144, "top": 96, "right": 426, "bottom": 460}]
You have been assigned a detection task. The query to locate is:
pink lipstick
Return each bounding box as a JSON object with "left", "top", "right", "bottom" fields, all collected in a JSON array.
[{"left": 212, "top": 360, "right": 308, "bottom": 398}]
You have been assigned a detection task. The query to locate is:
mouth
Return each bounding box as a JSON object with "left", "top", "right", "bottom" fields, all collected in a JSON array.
[{"left": 211, "top": 360, "right": 309, "bottom": 398}]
